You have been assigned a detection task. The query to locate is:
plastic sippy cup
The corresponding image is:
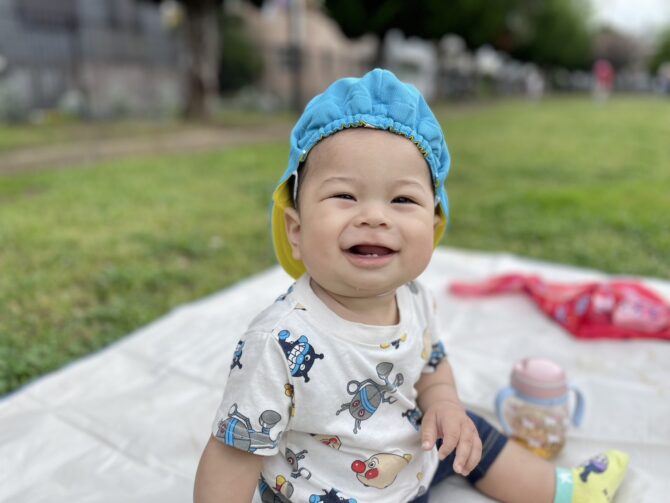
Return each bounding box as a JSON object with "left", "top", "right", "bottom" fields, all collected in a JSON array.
[{"left": 495, "top": 357, "right": 584, "bottom": 459}]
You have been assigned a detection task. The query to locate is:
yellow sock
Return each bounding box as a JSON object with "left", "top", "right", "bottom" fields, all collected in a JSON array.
[{"left": 554, "top": 450, "right": 629, "bottom": 503}]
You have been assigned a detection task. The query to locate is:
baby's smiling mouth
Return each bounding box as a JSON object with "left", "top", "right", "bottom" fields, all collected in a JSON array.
[{"left": 348, "top": 244, "right": 396, "bottom": 257}]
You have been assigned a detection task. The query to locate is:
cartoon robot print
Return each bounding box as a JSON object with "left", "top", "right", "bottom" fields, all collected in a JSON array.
[
  {"left": 336, "top": 362, "right": 404, "bottom": 434},
  {"left": 230, "top": 340, "right": 245, "bottom": 370},
  {"left": 215, "top": 403, "right": 282, "bottom": 453},
  {"left": 285, "top": 447, "right": 312, "bottom": 479},
  {"left": 309, "top": 488, "right": 357, "bottom": 503},
  {"left": 351, "top": 452, "right": 412, "bottom": 489},
  {"left": 277, "top": 329, "right": 324, "bottom": 383}
]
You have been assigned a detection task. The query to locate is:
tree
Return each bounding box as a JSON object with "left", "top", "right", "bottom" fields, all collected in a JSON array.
[
  {"left": 508, "top": 0, "right": 593, "bottom": 69},
  {"left": 218, "top": 9, "right": 264, "bottom": 94},
  {"left": 650, "top": 27, "right": 670, "bottom": 74},
  {"left": 323, "top": 0, "right": 593, "bottom": 70},
  {"left": 592, "top": 27, "right": 643, "bottom": 71},
  {"left": 145, "top": 0, "right": 223, "bottom": 119}
]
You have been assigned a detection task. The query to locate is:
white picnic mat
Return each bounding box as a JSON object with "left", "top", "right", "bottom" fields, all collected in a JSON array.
[{"left": 1, "top": 247, "right": 669, "bottom": 502}]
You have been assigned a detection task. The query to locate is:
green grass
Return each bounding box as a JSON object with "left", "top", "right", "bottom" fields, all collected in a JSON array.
[
  {"left": 0, "top": 120, "right": 183, "bottom": 152},
  {"left": 0, "top": 108, "right": 296, "bottom": 152},
  {"left": 1, "top": 96, "right": 669, "bottom": 395},
  {"left": 437, "top": 97, "right": 670, "bottom": 276},
  {"left": 0, "top": 146, "right": 284, "bottom": 394}
]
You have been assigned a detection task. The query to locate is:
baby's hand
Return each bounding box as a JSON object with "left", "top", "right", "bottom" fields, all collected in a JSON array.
[{"left": 420, "top": 400, "right": 482, "bottom": 476}]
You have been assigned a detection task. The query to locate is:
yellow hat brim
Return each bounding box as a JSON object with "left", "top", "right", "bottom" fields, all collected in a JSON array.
[{"left": 271, "top": 181, "right": 448, "bottom": 279}]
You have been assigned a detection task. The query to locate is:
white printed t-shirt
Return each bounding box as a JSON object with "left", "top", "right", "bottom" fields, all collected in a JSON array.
[{"left": 211, "top": 274, "right": 447, "bottom": 503}]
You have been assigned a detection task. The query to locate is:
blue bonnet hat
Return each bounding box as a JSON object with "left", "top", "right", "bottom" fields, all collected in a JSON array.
[{"left": 272, "top": 68, "right": 451, "bottom": 279}]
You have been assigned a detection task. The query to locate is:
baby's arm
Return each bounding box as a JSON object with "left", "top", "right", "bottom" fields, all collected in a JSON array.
[
  {"left": 194, "top": 435, "right": 263, "bottom": 503},
  {"left": 415, "top": 359, "right": 482, "bottom": 476}
]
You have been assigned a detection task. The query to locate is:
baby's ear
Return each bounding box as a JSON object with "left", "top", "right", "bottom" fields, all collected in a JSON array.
[
  {"left": 284, "top": 207, "right": 302, "bottom": 260},
  {"left": 433, "top": 212, "right": 441, "bottom": 232}
]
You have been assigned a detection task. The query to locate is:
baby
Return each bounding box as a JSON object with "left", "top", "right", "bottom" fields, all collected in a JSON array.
[{"left": 194, "top": 69, "right": 629, "bottom": 503}]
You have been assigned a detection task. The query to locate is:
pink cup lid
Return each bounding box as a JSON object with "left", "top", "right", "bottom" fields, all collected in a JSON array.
[{"left": 511, "top": 357, "right": 568, "bottom": 400}]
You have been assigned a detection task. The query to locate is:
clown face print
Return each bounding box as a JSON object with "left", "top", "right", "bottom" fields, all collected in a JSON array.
[
  {"left": 351, "top": 452, "right": 412, "bottom": 489},
  {"left": 311, "top": 434, "right": 342, "bottom": 450}
]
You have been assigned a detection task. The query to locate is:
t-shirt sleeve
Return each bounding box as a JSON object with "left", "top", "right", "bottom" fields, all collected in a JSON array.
[
  {"left": 211, "top": 330, "right": 292, "bottom": 456},
  {"left": 420, "top": 285, "right": 448, "bottom": 374}
]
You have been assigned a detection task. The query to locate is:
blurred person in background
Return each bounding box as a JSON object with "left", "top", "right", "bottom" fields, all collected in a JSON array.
[{"left": 593, "top": 58, "right": 614, "bottom": 101}]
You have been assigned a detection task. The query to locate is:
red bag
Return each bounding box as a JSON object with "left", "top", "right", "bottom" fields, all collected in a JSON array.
[{"left": 449, "top": 274, "right": 670, "bottom": 340}]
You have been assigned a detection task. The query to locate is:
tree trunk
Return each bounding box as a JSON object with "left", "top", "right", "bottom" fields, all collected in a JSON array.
[{"left": 183, "top": 0, "right": 221, "bottom": 120}]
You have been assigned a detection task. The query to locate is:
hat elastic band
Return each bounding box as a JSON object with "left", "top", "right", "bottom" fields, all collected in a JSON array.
[{"left": 292, "top": 171, "right": 299, "bottom": 206}]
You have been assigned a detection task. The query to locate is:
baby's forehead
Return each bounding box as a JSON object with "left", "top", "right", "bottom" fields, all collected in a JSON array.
[
  {"left": 312, "top": 127, "right": 418, "bottom": 151},
  {"left": 307, "top": 128, "right": 429, "bottom": 173}
]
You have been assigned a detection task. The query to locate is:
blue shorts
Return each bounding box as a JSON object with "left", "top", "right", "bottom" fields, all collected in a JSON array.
[{"left": 408, "top": 411, "right": 508, "bottom": 503}]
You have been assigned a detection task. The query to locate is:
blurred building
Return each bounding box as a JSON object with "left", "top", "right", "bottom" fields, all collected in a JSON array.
[
  {"left": 0, "top": 0, "right": 183, "bottom": 119},
  {"left": 229, "top": 0, "right": 376, "bottom": 108},
  {"left": 383, "top": 29, "right": 438, "bottom": 101}
]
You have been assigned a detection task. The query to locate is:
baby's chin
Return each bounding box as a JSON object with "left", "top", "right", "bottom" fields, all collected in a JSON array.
[{"left": 321, "top": 277, "right": 405, "bottom": 300}]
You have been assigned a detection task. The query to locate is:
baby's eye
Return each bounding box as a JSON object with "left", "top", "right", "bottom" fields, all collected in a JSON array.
[
  {"left": 333, "top": 193, "right": 355, "bottom": 200},
  {"left": 392, "top": 196, "right": 416, "bottom": 204}
]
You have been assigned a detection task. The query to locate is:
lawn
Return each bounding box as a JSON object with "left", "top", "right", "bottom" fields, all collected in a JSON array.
[
  {"left": 1, "top": 96, "right": 669, "bottom": 395},
  {"left": 438, "top": 96, "right": 670, "bottom": 276},
  {"left": 0, "top": 107, "right": 294, "bottom": 152},
  {"left": 0, "top": 119, "right": 185, "bottom": 152}
]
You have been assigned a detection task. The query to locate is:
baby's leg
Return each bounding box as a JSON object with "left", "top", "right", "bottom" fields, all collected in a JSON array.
[
  {"left": 426, "top": 413, "right": 628, "bottom": 503},
  {"left": 474, "top": 441, "right": 629, "bottom": 503},
  {"left": 474, "top": 440, "right": 555, "bottom": 503}
]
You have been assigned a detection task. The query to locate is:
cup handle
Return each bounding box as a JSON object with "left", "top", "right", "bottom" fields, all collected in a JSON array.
[
  {"left": 570, "top": 385, "right": 585, "bottom": 427},
  {"left": 495, "top": 387, "right": 515, "bottom": 434}
]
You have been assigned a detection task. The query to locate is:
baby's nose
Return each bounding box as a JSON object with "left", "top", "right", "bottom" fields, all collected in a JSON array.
[{"left": 354, "top": 202, "right": 389, "bottom": 227}]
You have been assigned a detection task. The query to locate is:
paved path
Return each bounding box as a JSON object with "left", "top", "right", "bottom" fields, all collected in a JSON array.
[{"left": 0, "top": 122, "right": 290, "bottom": 175}]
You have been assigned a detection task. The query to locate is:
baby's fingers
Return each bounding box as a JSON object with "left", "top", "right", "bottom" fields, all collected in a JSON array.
[
  {"left": 462, "top": 437, "right": 483, "bottom": 475},
  {"left": 451, "top": 421, "right": 480, "bottom": 475},
  {"left": 451, "top": 436, "right": 473, "bottom": 475},
  {"left": 420, "top": 411, "right": 437, "bottom": 451},
  {"left": 436, "top": 423, "right": 460, "bottom": 461}
]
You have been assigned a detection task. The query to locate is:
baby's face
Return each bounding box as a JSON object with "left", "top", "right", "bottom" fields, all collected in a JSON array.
[{"left": 284, "top": 128, "right": 439, "bottom": 299}]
